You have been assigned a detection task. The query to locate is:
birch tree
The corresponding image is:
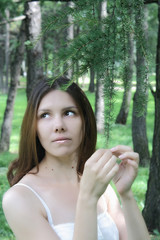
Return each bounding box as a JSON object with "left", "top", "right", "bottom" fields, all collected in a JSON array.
[{"left": 25, "top": 1, "right": 43, "bottom": 99}]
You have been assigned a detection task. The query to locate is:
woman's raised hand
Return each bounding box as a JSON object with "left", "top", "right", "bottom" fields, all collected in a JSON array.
[
  {"left": 111, "top": 145, "right": 139, "bottom": 196},
  {"left": 80, "top": 149, "right": 119, "bottom": 201},
  {"left": 80, "top": 146, "right": 139, "bottom": 201}
]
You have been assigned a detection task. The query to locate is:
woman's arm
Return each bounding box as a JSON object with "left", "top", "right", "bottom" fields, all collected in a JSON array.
[
  {"left": 73, "top": 149, "right": 119, "bottom": 240},
  {"left": 120, "top": 190, "right": 150, "bottom": 240},
  {"left": 73, "top": 191, "right": 98, "bottom": 240},
  {"left": 2, "top": 186, "right": 61, "bottom": 240},
  {"left": 105, "top": 185, "right": 128, "bottom": 240},
  {"left": 111, "top": 145, "right": 150, "bottom": 240}
]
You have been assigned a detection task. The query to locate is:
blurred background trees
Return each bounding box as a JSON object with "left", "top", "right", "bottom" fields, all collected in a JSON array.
[{"left": 0, "top": 0, "right": 160, "bottom": 234}]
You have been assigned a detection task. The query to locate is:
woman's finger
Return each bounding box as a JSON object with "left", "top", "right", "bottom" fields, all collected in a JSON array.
[
  {"left": 87, "top": 149, "right": 111, "bottom": 164},
  {"left": 126, "top": 159, "right": 139, "bottom": 169},
  {"left": 99, "top": 155, "right": 117, "bottom": 177},
  {"left": 110, "top": 145, "right": 133, "bottom": 156},
  {"left": 94, "top": 150, "right": 115, "bottom": 171},
  {"left": 119, "top": 152, "right": 139, "bottom": 164},
  {"left": 104, "top": 163, "right": 119, "bottom": 183}
]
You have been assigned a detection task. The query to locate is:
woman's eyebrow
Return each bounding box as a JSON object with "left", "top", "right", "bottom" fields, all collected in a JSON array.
[
  {"left": 62, "top": 106, "right": 78, "bottom": 110},
  {"left": 37, "top": 106, "right": 78, "bottom": 113},
  {"left": 37, "top": 108, "right": 51, "bottom": 113}
]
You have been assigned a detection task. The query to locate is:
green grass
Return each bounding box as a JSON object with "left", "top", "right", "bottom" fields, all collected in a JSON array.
[
  {"left": 0, "top": 85, "right": 159, "bottom": 239},
  {"left": 0, "top": 88, "right": 27, "bottom": 153},
  {"left": 0, "top": 88, "right": 26, "bottom": 239},
  {"left": 0, "top": 169, "right": 15, "bottom": 240}
]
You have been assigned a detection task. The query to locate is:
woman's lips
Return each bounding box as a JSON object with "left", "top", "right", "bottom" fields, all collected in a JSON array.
[{"left": 52, "top": 138, "right": 71, "bottom": 143}]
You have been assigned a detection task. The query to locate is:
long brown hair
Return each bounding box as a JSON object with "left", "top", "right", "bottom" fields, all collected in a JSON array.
[{"left": 7, "top": 77, "right": 97, "bottom": 186}]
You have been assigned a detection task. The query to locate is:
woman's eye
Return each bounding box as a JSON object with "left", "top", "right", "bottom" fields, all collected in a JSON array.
[
  {"left": 40, "top": 113, "right": 50, "bottom": 119},
  {"left": 65, "top": 110, "right": 75, "bottom": 117}
]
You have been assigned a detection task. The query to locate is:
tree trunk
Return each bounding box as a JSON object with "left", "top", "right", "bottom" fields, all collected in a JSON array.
[
  {"left": 4, "top": 9, "right": 10, "bottom": 93},
  {"left": 25, "top": 1, "right": 43, "bottom": 100},
  {"left": 143, "top": 2, "right": 160, "bottom": 232},
  {"left": 95, "top": 0, "right": 107, "bottom": 132},
  {"left": 0, "top": 13, "right": 5, "bottom": 92},
  {"left": 63, "top": 2, "right": 74, "bottom": 78},
  {"left": 88, "top": 66, "right": 95, "bottom": 92},
  {"left": 0, "top": 23, "right": 5, "bottom": 92},
  {"left": 0, "top": 20, "right": 26, "bottom": 152},
  {"left": 132, "top": 6, "right": 150, "bottom": 167},
  {"left": 115, "top": 32, "right": 134, "bottom": 125},
  {"left": 95, "top": 75, "right": 105, "bottom": 132},
  {"left": 132, "top": 98, "right": 150, "bottom": 166},
  {"left": 0, "top": 47, "right": 4, "bottom": 91}
]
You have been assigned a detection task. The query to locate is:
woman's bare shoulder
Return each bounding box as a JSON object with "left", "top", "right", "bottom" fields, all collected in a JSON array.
[
  {"left": 2, "top": 181, "right": 44, "bottom": 219},
  {"left": 3, "top": 184, "right": 31, "bottom": 213},
  {"left": 2, "top": 183, "right": 60, "bottom": 240},
  {"left": 2, "top": 185, "right": 30, "bottom": 232},
  {"left": 3, "top": 184, "right": 24, "bottom": 204}
]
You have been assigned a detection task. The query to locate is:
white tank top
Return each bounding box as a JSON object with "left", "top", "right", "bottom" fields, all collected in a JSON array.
[{"left": 15, "top": 183, "right": 119, "bottom": 240}]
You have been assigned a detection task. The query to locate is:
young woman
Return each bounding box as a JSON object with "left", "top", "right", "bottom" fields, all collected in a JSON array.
[{"left": 2, "top": 77, "right": 150, "bottom": 240}]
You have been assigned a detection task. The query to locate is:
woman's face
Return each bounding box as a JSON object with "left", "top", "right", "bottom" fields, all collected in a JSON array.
[{"left": 36, "top": 90, "right": 83, "bottom": 160}]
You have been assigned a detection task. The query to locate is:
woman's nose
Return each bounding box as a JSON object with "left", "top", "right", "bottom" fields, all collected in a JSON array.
[
  {"left": 55, "top": 126, "right": 65, "bottom": 133},
  {"left": 53, "top": 116, "right": 65, "bottom": 133}
]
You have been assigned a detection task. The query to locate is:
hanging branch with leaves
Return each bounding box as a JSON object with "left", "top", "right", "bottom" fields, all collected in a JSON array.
[{"left": 38, "top": 0, "right": 148, "bottom": 141}]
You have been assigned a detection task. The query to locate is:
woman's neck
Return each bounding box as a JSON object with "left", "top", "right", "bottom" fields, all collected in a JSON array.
[{"left": 38, "top": 154, "right": 79, "bottom": 184}]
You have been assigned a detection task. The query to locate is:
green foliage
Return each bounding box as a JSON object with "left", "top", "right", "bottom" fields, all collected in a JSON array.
[
  {"left": 39, "top": 0, "right": 148, "bottom": 143},
  {"left": 0, "top": 170, "right": 15, "bottom": 239},
  {"left": 0, "top": 0, "right": 14, "bottom": 15},
  {"left": 0, "top": 87, "right": 26, "bottom": 239},
  {"left": 90, "top": 87, "right": 154, "bottom": 153},
  {"left": 0, "top": 0, "right": 24, "bottom": 17},
  {"left": 147, "top": 4, "right": 158, "bottom": 72},
  {"left": 133, "top": 0, "right": 149, "bottom": 116}
]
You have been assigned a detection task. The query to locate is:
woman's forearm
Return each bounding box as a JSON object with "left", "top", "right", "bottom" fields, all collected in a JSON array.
[
  {"left": 72, "top": 149, "right": 119, "bottom": 240},
  {"left": 120, "top": 190, "right": 150, "bottom": 240},
  {"left": 73, "top": 192, "right": 98, "bottom": 240}
]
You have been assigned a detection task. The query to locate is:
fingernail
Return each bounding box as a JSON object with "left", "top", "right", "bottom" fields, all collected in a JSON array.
[
  {"left": 119, "top": 154, "right": 124, "bottom": 159},
  {"left": 110, "top": 147, "right": 117, "bottom": 152}
]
